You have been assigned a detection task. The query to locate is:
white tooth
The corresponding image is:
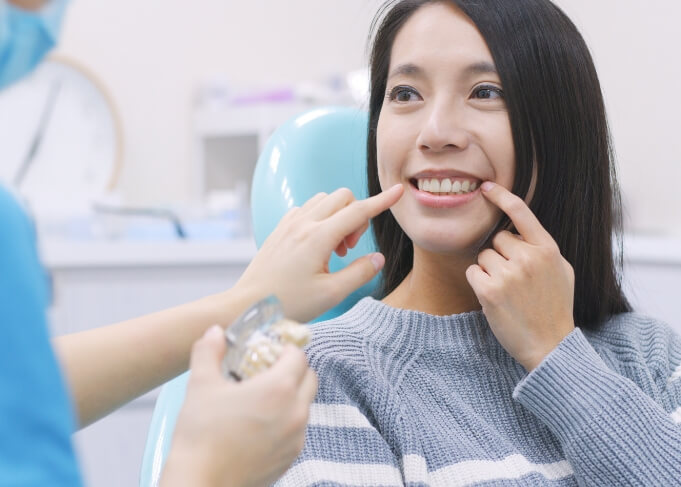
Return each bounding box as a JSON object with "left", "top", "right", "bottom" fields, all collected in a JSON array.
[
  {"left": 462, "top": 180, "right": 470, "bottom": 193},
  {"left": 422, "top": 179, "right": 431, "bottom": 192},
  {"left": 452, "top": 180, "right": 462, "bottom": 193},
  {"left": 418, "top": 179, "right": 424, "bottom": 191},
  {"left": 441, "top": 178, "right": 452, "bottom": 193},
  {"left": 470, "top": 181, "right": 478, "bottom": 191},
  {"left": 430, "top": 178, "right": 440, "bottom": 193}
]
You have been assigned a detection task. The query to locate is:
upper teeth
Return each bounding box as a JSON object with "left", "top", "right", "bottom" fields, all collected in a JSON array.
[{"left": 417, "top": 178, "right": 479, "bottom": 194}]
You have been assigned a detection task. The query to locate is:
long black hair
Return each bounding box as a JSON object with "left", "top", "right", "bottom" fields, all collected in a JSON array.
[{"left": 367, "top": 0, "right": 632, "bottom": 329}]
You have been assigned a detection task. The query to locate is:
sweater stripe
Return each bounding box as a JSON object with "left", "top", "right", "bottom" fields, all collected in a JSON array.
[
  {"left": 309, "top": 404, "right": 373, "bottom": 429},
  {"left": 304, "top": 405, "right": 578, "bottom": 485},
  {"left": 277, "top": 454, "right": 576, "bottom": 486},
  {"left": 403, "top": 454, "right": 574, "bottom": 486},
  {"left": 277, "top": 460, "right": 403, "bottom": 486}
]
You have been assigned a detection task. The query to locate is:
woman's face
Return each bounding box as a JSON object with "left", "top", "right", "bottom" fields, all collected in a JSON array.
[{"left": 376, "top": 2, "right": 515, "bottom": 255}]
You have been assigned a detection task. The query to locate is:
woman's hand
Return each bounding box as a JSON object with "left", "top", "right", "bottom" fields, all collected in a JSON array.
[
  {"left": 161, "top": 326, "right": 317, "bottom": 487},
  {"left": 465, "top": 182, "right": 575, "bottom": 371},
  {"left": 236, "top": 184, "right": 404, "bottom": 323}
]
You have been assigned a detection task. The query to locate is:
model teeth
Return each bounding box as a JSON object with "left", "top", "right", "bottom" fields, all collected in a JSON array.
[{"left": 416, "top": 178, "right": 479, "bottom": 195}]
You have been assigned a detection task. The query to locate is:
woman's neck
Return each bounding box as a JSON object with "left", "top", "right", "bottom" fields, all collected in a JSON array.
[{"left": 382, "top": 247, "right": 482, "bottom": 316}]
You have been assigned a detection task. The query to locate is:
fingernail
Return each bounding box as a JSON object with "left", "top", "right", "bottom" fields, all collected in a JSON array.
[
  {"left": 204, "top": 325, "right": 223, "bottom": 339},
  {"left": 370, "top": 252, "right": 385, "bottom": 271},
  {"left": 481, "top": 181, "right": 495, "bottom": 192}
]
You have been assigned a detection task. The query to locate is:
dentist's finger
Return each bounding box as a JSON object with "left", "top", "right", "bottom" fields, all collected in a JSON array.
[
  {"left": 308, "top": 187, "right": 356, "bottom": 220},
  {"left": 343, "top": 223, "right": 367, "bottom": 250},
  {"left": 325, "top": 252, "right": 385, "bottom": 302},
  {"left": 299, "top": 192, "right": 328, "bottom": 214},
  {"left": 298, "top": 369, "right": 318, "bottom": 405},
  {"left": 334, "top": 223, "right": 367, "bottom": 257},
  {"left": 335, "top": 241, "right": 348, "bottom": 257},
  {"left": 323, "top": 184, "right": 404, "bottom": 243},
  {"left": 261, "top": 345, "right": 309, "bottom": 388}
]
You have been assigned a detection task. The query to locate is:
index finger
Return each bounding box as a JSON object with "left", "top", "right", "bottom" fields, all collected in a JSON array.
[
  {"left": 260, "top": 345, "right": 309, "bottom": 387},
  {"left": 480, "top": 181, "right": 552, "bottom": 245},
  {"left": 322, "top": 183, "right": 404, "bottom": 243},
  {"left": 189, "top": 325, "right": 227, "bottom": 381}
]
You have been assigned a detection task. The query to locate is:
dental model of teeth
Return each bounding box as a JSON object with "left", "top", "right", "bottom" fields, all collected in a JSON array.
[
  {"left": 416, "top": 178, "right": 479, "bottom": 195},
  {"left": 236, "top": 319, "right": 311, "bottom": 379}
]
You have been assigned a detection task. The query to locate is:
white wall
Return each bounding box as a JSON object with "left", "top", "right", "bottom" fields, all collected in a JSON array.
[
  {"left": 55, "top": 0, "right": 681, "bottom": 236},
  {"left": 551, "top": 0, "right": 681, "bottom": 236},
  {"left": 55, "top": 0, "right": 382, "bottom": 204}
]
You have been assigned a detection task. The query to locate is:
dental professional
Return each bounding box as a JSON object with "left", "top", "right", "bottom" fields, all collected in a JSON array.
[{"left": 0, "top": 1, "right": 406, "bottom": 485}]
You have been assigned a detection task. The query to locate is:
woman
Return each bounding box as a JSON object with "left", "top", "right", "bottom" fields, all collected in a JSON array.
[
  {"left": 1, "top": 3, "right": 406, "bottom": 485},
  {"left": 276, "top": 1, "right": 681, "bottom": 485}
]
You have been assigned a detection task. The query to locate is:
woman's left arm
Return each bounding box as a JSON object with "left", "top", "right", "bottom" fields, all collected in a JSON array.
[
  {"left": 466, "top": 181, "right": 681, "bottom": 485},
  {"left": 512, "top": 322, "right": 681, "bottom": 485}
]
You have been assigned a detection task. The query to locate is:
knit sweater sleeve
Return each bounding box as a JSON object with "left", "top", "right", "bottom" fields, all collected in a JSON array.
[{"left": 512, "top": 316, "right": 681, "bottom": 486}]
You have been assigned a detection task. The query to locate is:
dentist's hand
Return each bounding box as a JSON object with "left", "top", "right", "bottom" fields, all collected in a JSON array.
[
  {"left": 236, "top": 184, "right": 404, "bottom": 323},
  {"left": 161, "top": 326, "right": 317, "bottom": 487},
  {"left": 465, "top": 181, "right": 575, "bottom": 372}
]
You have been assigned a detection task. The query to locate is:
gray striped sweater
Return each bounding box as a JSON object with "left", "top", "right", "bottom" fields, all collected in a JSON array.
[{"left": 275, "top": 297, "right": 681, "bottom": 486}]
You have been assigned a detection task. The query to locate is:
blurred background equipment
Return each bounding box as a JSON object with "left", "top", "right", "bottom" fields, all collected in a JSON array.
[{"left": 0, "top": 55, "right": 123, "bottom": 221}]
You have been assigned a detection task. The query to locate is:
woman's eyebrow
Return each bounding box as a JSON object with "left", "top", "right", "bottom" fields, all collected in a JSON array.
[
  {"left": 387, "top": 63, "right": 424, "bottom": 81},
  {"left": 387, "top": 61, "right": 498, "bottom": 82},
  {"left": 462, "top": 61, "right": 498, "bottom": 78}
]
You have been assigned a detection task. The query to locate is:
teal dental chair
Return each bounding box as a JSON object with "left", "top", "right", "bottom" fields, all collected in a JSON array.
[{"left": 139, "top": 106, "right": 378, "bottom": 486}]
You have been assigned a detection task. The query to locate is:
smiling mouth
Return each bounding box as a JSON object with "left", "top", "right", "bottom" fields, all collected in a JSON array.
[{"left": 409, "top": 177, "right": 480, "bottom": 196}]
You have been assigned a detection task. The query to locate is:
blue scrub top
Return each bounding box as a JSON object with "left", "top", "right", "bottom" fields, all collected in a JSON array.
[{"left": 0, "top": 186, "right": 82, "bottom": 486}]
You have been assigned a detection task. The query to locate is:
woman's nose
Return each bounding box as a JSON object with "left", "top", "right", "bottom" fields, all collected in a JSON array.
[{"left": 416, "top": 106, "right": 470, "bottom": 153}]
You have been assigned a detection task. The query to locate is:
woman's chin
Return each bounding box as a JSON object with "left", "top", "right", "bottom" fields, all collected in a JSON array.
[{"left": 409, "top": 232, "right": 488, "bottom": 257}]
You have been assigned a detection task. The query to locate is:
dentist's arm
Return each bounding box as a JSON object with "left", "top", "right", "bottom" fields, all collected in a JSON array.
[{"left": 53, "top": 184, "right": 404, "bottom": 427}]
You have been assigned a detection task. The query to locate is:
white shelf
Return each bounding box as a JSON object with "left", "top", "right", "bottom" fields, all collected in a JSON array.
[
  {"left": 40, "top": 238, "right": 257, "bottom": 269},
  {"left": 623, "top": 234, "right": 681, "bottom": 265},
  {"left": 193, "top": 102, "right": 315, "bottom": 138}
]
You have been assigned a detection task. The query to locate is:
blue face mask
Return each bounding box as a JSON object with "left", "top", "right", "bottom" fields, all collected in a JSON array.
[{"left": 0, "top": 0, "right": 69, "bottom": 90}]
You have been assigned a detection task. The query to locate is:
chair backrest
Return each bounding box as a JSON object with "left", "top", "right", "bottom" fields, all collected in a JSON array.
[{"left": 139, "top": 106, "right": 373, "bottom": 486}]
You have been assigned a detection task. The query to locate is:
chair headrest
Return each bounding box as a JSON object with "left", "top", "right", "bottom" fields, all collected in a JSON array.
[{"left": 251, "top": 106, "right": 378, "bottom": 322}]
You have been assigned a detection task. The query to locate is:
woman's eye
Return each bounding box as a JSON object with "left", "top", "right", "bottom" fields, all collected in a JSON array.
[
  {"left": 472, "top": 85, "right": 504, "bottom": 100},
  {"left": 388, "top": 86, "right": 421, "bottom": 103}
]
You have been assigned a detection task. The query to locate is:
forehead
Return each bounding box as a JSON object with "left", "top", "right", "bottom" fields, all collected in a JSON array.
[{"left": 389, "top": 3, "right": 495, "bottom": 72}]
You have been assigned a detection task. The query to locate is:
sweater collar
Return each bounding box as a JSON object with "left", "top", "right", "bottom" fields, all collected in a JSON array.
[{"left": 339, "top": 297, "right": 500, "bottom": 351}]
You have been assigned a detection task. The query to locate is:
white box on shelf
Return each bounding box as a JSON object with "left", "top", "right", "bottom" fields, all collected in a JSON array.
[{"left": 192, "top": 102, "right": 315, "bottom": 204}]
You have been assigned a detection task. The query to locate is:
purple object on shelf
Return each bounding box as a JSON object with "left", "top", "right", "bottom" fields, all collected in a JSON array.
[{"left": 231, "top": 88, "right": 296, "bottom": 105}]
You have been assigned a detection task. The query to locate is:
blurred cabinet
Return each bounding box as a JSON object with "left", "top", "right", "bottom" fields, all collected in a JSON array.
[
  {"left": 43, "top": 239, "right": 256, "bottom": 487},
  {"left": 621, "top": 235, "right": 681, "bottom": 333}
]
